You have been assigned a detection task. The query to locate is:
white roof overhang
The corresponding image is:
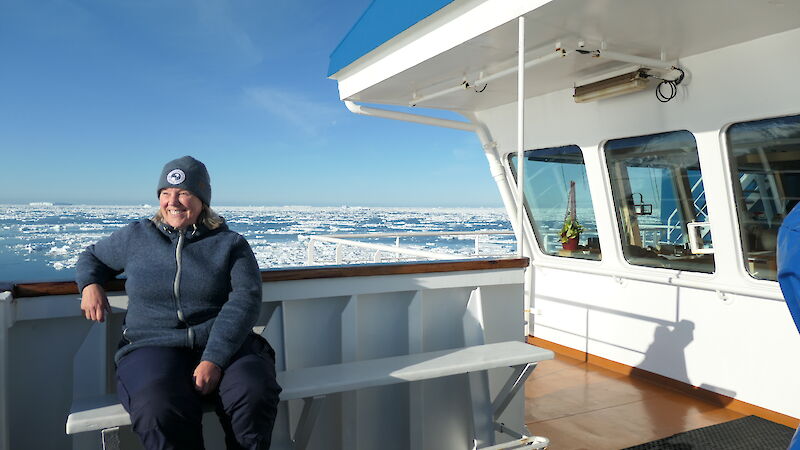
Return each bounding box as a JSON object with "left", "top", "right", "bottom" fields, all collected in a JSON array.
[
  {"left": 330, "top": 0, "right": 800, "bottom": 112},
  {"left": 331, "top": 0, "right": 551, "bottom": 103}
]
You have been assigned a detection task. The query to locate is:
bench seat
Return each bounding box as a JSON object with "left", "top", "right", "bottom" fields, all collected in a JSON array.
[
  {"left": 67, "top": 341, "right": 553, "bottom": 439},
  {"left": 67, "top": 394, "right": 131, "bottom": 435},
  {"left": 277, "top": 341, "right": 553, "bottom": 400}
]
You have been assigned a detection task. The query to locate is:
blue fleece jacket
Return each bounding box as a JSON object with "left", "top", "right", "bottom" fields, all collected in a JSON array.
[
  {"left": 778, "top": 204, "right": 800, "bottom": 334},
  {"left": 76, "top": 219, "right": 262, "bottom": 369}
]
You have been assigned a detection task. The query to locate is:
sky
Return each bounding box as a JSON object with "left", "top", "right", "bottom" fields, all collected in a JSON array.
[{"left": 0, "top": 0, "right": 503, "bottom": 207}]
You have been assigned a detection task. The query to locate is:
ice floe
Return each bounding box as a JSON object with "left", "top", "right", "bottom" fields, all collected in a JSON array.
[{"left": 0, "top": 204, "right": 515, "bottom": 281}]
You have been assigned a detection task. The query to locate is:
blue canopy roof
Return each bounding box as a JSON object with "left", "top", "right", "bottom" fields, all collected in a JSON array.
[{"left": 328, "top": 0, "right": 455, "bottom": 76}]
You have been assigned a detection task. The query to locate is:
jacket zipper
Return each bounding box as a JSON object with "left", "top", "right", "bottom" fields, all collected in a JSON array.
[{"left": 174, "top": 230, "right": 194, "bottom": 347}]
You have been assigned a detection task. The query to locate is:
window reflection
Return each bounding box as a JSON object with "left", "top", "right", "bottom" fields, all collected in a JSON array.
[
  {"left": 605, "top": 131, "right": 715, "bottom": 273},
  {"left": 510, "top": 146, "right": 601, "bottom": 260},
  {"left": 728, "top": 114, "right": 800, "bottom": 281}
]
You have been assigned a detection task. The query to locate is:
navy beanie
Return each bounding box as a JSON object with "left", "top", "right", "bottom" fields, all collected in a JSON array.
[{"left": 156, "top": 156, "right": 212, "bottom": 205}]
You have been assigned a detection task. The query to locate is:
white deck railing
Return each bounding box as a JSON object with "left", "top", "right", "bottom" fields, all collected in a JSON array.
[
  {"left": 0, "top": 258, "right": 531, "bottom": 450},
  {"left": 302, "top": 231, "right": 515, "bottom": 265}
]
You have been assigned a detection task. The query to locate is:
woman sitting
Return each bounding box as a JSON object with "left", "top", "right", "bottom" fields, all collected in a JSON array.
[{"left": 77, "top": 156, "right": 281, "bottom": 449}]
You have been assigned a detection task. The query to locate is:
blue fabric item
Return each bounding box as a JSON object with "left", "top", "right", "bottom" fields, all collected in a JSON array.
[
  {"left": 791, "top": 427, "right": 800, "bottom": 450},
  {"left": 778, "top": 203, "right": 800, "bottom": 334},
  {"left": 76, "top": 219, "right": 263, "bottom": 369},
  {"left": 116, "top": 334, "right": 280, "bottom": 450},
  {"left": 328, "top": 0, "right": 454, "bottom": 76}
]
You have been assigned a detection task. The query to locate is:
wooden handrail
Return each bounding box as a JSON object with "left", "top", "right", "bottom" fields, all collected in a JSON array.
[
  {"left": 8, "top": 257, "right": 529, "bottom": 298},
  {"left": 12, "top": 279, "right": 127, "bottom": 299}
]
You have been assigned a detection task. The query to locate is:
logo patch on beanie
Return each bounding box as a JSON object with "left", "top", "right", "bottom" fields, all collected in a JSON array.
[{"left": 166, "top": 169, "right": 186, "bottom": 185}]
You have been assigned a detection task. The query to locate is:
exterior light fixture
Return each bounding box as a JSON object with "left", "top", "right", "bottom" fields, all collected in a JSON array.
[{"left": 573, "top": 68, "right": 652, "bottom": 103}]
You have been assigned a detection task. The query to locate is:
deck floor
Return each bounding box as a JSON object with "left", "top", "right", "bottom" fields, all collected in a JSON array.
[{"left": 524, "top": 354, "right": 744, "bottom": 450}]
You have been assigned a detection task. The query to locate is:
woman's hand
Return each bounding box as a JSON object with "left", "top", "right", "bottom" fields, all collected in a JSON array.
[
  {"left": 193, "top": 361, "right": 222, "bottom": 395},
  {"left": 80, "top": 283, "right": 111, "bottom": 322}
]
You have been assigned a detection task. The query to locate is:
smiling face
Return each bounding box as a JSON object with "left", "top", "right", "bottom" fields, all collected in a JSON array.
[{"left": 158, "top": 187, "right": 203, "bottom": 229}]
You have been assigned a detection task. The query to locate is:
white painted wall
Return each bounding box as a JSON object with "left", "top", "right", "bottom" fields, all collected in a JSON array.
[
  {"left": 263, "top": 269, "right": 528, "bottom": 450},
  {"left": 0, "top": 266, "right": 530, "bottom": 450},
  {"left": 476, "top": 27, "right": 800, "bottom": 418}
]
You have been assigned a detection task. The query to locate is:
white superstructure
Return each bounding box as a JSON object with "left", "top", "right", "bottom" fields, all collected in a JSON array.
[{"left": 329, "top": 0, "right": 800, "bottom": 422}]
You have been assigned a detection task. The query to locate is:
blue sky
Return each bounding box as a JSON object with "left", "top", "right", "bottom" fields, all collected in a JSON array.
[{"left": 0, "top": 1, "right": 502, "bottom": 207}]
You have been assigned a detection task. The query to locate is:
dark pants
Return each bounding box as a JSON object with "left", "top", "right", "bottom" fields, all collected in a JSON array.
[{"left": 116, "top": 334, "right": 281, "bottom": 450}]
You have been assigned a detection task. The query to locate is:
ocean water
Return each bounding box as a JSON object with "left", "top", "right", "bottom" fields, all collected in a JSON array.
[{"left": 0, "top": 205, "right": 515, "bottom": 284}]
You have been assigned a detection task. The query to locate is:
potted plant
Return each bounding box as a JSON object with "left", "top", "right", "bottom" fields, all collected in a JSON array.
[
  {"left": 560, "top": 216, "right": 584, "bottom": 250},
  {"left": 560, "top": 180, "right": 583, "bottom": 250}
]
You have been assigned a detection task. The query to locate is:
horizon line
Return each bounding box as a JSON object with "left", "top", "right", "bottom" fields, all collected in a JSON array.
[{"left": 0, "top": 202, "right": 507, "bottom": 209}]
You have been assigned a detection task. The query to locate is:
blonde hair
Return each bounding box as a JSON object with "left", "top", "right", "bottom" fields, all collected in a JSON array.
[{"left": 153, "top": 204, "right": 224, "bottom": 230}]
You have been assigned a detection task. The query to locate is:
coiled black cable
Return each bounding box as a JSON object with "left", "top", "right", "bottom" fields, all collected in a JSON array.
[{"left": 654, "top": 68, "right": 685, "bottom": 103}]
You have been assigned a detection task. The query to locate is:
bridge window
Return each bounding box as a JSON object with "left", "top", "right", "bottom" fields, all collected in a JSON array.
[
  {"left": 605, "top": 131, "right": 714, "bottom": 273},
  {"left": 509, "top": 145, "right": 601, "bottom": 260},
  {"left": 727, "top": 114, "right": 800, "bottom": 281}
]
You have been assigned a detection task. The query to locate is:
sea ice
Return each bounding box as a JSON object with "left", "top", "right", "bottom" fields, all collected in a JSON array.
[{"left": 0, "top": 204, "right": 514, "bottom": 281}]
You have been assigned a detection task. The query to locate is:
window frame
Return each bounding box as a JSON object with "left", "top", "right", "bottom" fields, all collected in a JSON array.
[
  {"left": 600, "top": 129, "right": 716, "bottom": 274},
  {"left": 721, "top": 112, "right": 800, "bottom": 282},
  {"left": 506, "top": 145, "right": 602, "bottom": 261}
]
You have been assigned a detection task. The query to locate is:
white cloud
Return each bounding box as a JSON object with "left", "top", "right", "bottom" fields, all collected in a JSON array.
[{"left": 243, "top": 86, "right": 343, "bottom": 135}]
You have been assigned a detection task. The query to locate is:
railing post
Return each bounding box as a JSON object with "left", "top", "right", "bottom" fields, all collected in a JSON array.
[
  {"left": 341, "top": 295, "right": 359, "bottom": 449},
  {"left": 515, "top": 15, "right": 526, "bottom": 258},
  {"left": 306, "top": 239, "right": 315, "bottom": 266},
  {"left": 463, "top": 288, "right": 494, "bottom": 446},
  {"left": 0, "top": 291, "right": 13, "bottom": 450},
  {"left": 408, "top": 290, "right": 424, "bottom": 448},
  {"left": 373, "top": 250, "right": 382, "bottom": 263},
  {"left": 335, "top": 244, "right": 343, "bottom": 265}
]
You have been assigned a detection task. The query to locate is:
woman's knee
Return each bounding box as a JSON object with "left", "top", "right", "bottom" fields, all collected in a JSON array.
[
  {"left": 224, "top": 378, "right": 279, "bottom": 417},
  {"left": 129, "top": 378, "right": 203, "bottom": 427}
]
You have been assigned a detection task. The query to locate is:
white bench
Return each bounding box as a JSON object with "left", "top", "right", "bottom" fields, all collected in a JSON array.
[{"left": 67, "top": 341, "right": 553, "bottom": 450}]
